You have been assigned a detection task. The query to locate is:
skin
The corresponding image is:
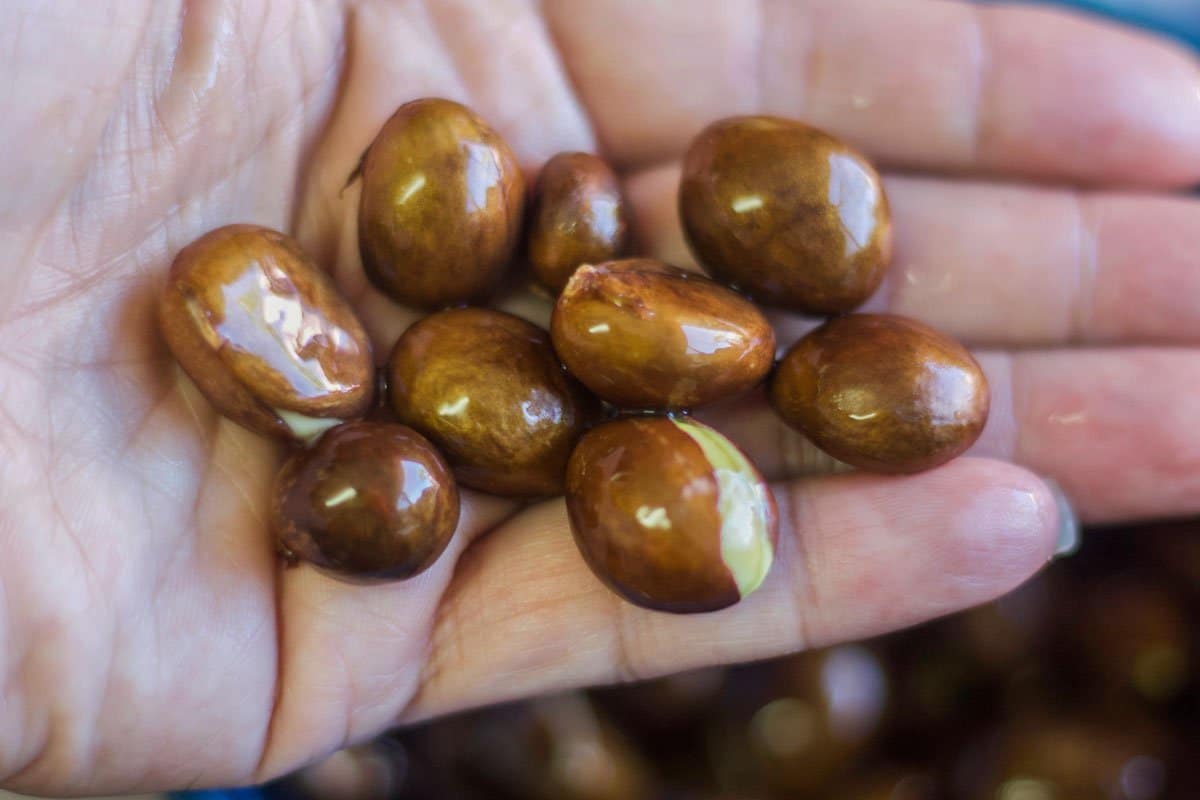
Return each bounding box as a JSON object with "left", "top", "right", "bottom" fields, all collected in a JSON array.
[
  {"left": 528, "top": 151, "right": 629, "bottom": 293},
  {"left": 271, "top": 422, "right": 460, "bottom": 581},
  {"left": 358, "top": 98, "right": 525, "bottom": 309},
  {"left": 2, "top": 1, "right": 1200, "bottom": 794},
  {"left": 770, "top": 314, "right": 989, "bottom": 473},
  {"left": 159, "top": 224, "right": 375, "bottom": 440},
  {"left": 388, "top": 307, "right": 591, "bottom": 497},
  {"left": 565, "top": 417, "right": 776, "bottom": 614},
  {"left": 552, "top": 259, "right": 775, "bottom": 410},
  {"left": 679, "top": 116, "right": 892, "bottom": 314}
]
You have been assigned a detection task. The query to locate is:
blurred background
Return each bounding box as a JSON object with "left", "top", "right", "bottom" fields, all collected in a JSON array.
[
  {"left": 3, "top": 2, "right": 1196, "bottom": 799},
  {"left": 260, "top": 519, "right": 1200, "bottom": 800}
]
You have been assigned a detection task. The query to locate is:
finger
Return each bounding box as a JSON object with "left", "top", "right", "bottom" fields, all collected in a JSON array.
[
  {"left": 987, "top": 349, "right": 1200, "bottom": 524},
  {"left": 695, "top": 349, "right": 1200, "bottom": 524},
  {"left": 254, "top": 491, "right": 516, "bottom": 780},
  {"left": 546, "top": 0, "right": 1200, "bottom": 186},
  {"left": 403, "top": 457, "right": 1057, "bottom": 720},
  {"left": 627, "top": 164, "right": 1200, "bottom": 347}
]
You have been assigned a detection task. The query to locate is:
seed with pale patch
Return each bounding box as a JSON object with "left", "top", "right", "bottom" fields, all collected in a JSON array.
[{"left": 565, "top": 416, "right": 778, "bottom": 614}]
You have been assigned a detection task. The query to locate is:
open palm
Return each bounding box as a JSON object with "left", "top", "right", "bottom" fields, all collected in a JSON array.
[{"left": 2, "top": 0, "right": 1199, "bottom": 793}]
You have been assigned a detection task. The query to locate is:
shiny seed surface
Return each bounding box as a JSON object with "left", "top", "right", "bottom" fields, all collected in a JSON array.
[
  {"left": 680, "top": 115, "right": 892, "bottom": 314},
  {"left": 358, "top": 98, "right": 525, "bottom": 309},
  {"left": 528, "top": 151, "right": 628, "bottom": 294},
  {"left": 271, "top": 421, "right": 460, "bottom": 581},
  {"left": 566, "top": 417, "right": 778, "bottom": 614},
  {"left": 389, "top": 307, "right": 592, "bottom": 497},
  {"left": 551, "top": 259, "right": 775, "bottom": 411},
  {"left": 770, "top": 314, "right": 989, "bottom": 473},
  {"left": 159, "top": 223, "right": 374, "bottom": 442}
]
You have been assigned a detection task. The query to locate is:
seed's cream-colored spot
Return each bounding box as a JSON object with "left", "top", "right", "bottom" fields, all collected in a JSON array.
[
  {"left": 587, "top": 323, "right": 611, "bottom": 335},
  {"left": 437, "top": 396, "right": 471, "bottom": 417},
  {"left": 635, "top": 506, "right": 671, "bottom": 530},
  {"left": 323, "top": 486, "right": 358, "bottom": 508},
  {"left": 394, "top": 172, "right": 427, "bottom": 206},
  {"left": 847, "top": 411, "right": 878, "bottom": 421},
  {"left": 731, "top": 194, "right": 764, "bottom": 213},
  {"left": 183, "top": 295, "right": 222, "bottom": 348},
  {"left": 673, "top": 420, "right": 774, "bottom": 597},
  {"left": 275, "top": 409, "right": 342, "bottom": 443}
]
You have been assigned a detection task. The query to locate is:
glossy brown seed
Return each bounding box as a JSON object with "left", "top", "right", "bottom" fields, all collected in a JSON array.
[
  {"left": 551, "top": 259, "right": 775, "bottom": 410},
  {"left": 159, "top": 224, "right": 374, "bottom": 442},
  {"left": 769, "top": 314, "right": 989, "bottom": 473},
  {"left": 679, "top": 115, "right": 892, "bottom": 314},
  {"left": 271, "top": 421, "right": 460, "bottom": 581},
  {"left": 358, "top": 98, "right": 525, "bottom": 309},
  {"left": 388, "top": 307, "right": 592, "bottom": 497},
  {"left": 566, "top": 417, "right": 778, "bottom": 614},
  {"left": 527, "top": 152, "right": 628, "bottom": 294}
]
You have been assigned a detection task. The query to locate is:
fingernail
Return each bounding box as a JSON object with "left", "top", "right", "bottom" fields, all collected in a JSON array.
[{"left": 1044, "top": 477, "right": 1080, "bottom": 558}]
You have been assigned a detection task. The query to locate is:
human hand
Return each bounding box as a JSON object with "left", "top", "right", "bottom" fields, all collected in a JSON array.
[{"left": 2, "top": 0, "right": 1198, "bottom": 793}]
